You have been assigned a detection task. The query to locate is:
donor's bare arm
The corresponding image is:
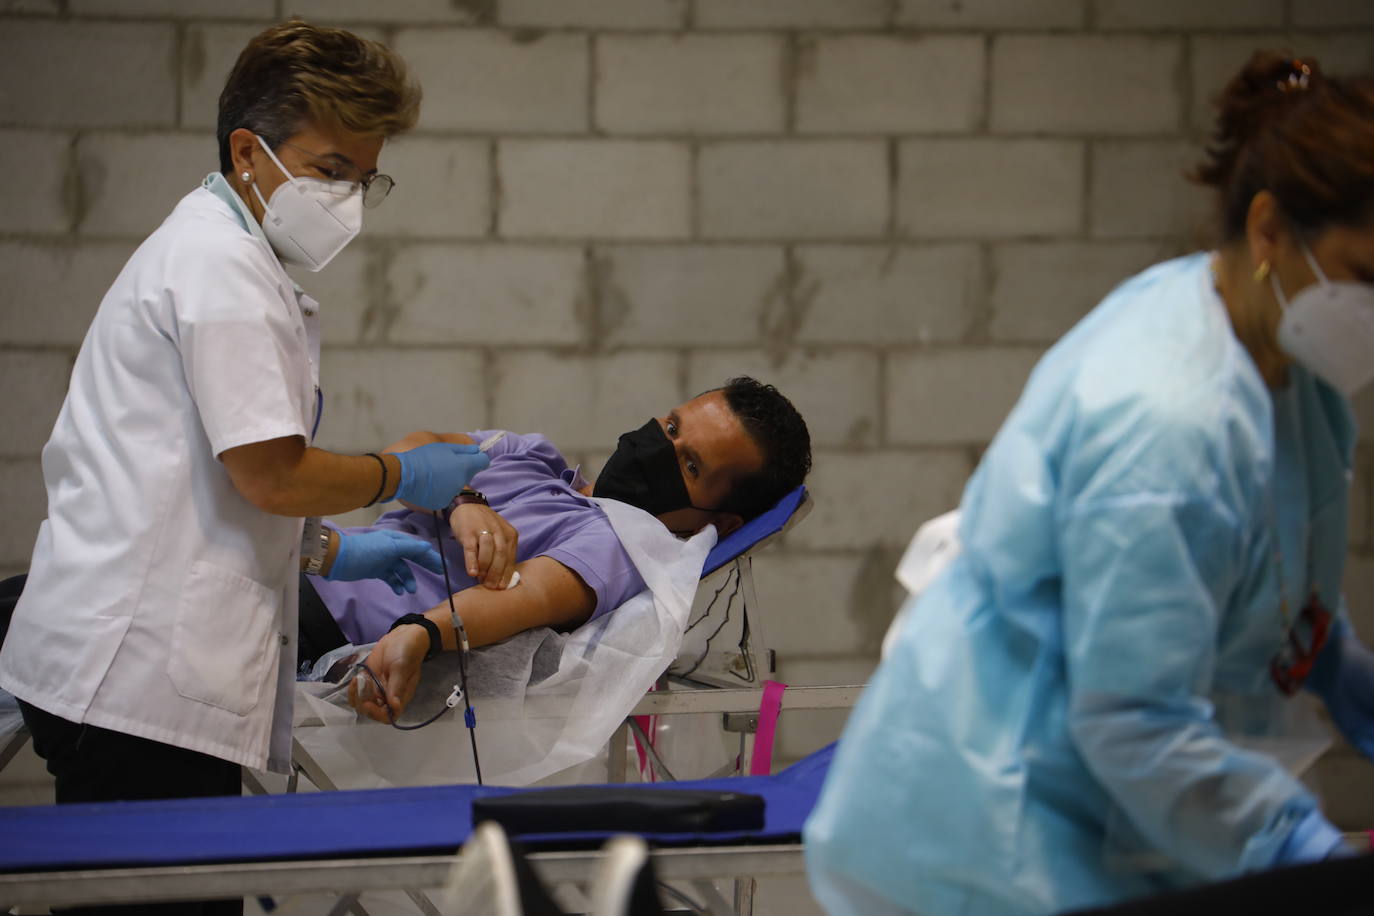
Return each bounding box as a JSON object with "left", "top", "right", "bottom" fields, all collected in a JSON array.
[{"left": 348, "top": 555, "right": 595, "bottom": 722}]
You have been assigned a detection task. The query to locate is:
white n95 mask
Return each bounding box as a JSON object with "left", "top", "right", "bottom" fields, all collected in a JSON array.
[
  {"left": 250, "top": 135, "right": 362, "bottom": 272},
  {"left": 1273, "top": 245, "right": 1374, "bottom": 396}
]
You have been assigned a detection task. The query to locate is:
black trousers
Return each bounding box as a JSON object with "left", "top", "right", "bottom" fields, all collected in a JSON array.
[
  {"left": 297, "top": 572, "right": 348, "bottom": 671},
  {"left": 1066, "top": 851, "right": 1374, "bottom": 915},
  {"left": 6, "top": 575, "right": 345, "bottom": 914},
  {"left": 18, "top": 699, "right": 244, "bottom": 916}
]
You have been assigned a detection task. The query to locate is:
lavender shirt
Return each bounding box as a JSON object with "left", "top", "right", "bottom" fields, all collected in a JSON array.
[{"left": 308, "top": 431, "right": 646, "bottom": 645}]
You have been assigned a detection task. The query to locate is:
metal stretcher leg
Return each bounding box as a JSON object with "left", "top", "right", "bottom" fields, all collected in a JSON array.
[
  {"left": 291, "top": 736, "right": 340, "bottom": 792},
  {"left": 239, "top": 768, "right": 269, "bottom": 796},
  {"left": 549, "top": 882, "right": 592, "bottom": 913},
  {"left": 250, "top": 742, "right": 366, "bottom": 914},
  {"left": 737, "top": 557, "right": 771, "bottom": 675},
  {"left": 737, "top": 729, "right": 758, "bottom": 775},
  {"left": 323, "top": 893, "right": 372, "bottom": 916},
  {"left": 0, "top": 728, "right": 29, "bottom": 774},
  {"left": 607, "top": 719, "right": 628, "bottom": 783},
  {"left": 627, "top": 716, "right": 677, "bottom": 782},
  {"left": 688, "top": 878, "right": 739, "bottom": 916},
  {"left": 403, "top": 888, "right": 442, "bottom": 915},
  {"left": 733, "top": 876, "right": 756, "bottom": 916}
]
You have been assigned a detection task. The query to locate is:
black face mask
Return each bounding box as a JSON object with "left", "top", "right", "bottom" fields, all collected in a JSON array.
[{"left": 593, "top": 419, "right": 717, "bottom": 517}]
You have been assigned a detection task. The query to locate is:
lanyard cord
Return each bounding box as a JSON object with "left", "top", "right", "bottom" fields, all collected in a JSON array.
[
  {"left": 1266, "top": 493, "right": 1296, "bottom": 636},
  {"left": 1266, "top": 477, "right": 1319, "bottom": 637}
]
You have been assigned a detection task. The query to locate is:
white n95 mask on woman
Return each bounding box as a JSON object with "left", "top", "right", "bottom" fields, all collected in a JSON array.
[
  {"left": 1274, "top": 245, "right": 1374, "bottom": 396},
  {"left": 250, "top": 135, "right": 362, "bottom": 272}
]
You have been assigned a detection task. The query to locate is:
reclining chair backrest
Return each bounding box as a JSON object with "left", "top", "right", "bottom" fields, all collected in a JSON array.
[{"left": 700, "top": 486, "right": 809, "bottom": 578}]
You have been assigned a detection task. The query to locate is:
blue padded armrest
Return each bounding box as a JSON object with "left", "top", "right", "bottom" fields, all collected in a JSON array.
[{"left": 701, "top": 486, "right": 808, "bottom": 578}]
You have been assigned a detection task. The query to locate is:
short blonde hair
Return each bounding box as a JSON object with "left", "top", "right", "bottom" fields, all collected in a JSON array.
[{"left": 216, "top": 19, "right": 421, "bottom": 172}]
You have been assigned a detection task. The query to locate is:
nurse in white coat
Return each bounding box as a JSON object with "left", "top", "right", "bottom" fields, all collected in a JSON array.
[{"left": 0, "top": 20, "right": 486, "bottom": 869}]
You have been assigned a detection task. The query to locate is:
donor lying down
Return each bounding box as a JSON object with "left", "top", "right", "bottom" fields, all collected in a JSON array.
[{"left": 301, "top": 376, "right": 811, "bottom": 727}]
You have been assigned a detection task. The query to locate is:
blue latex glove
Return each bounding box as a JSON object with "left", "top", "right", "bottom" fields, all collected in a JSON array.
[
  {"left": 1308, "top": 618, "right": 1374, "bottom": 761},
  {"left": 325, "top": 530, "right": 444, "bottom": 595},
  {"left": 392, "top": 442, "right": 490, "bottom": 511}
]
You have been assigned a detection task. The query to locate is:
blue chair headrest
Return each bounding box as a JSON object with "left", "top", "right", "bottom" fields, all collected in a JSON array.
[{"left": 701, "top": 486, "right": 808, "bottom": 578}]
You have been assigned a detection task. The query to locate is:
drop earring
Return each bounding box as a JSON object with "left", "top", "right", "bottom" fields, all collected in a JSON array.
[{"left": 1254, "top": 260, "right": 1271, "bottom": 283}]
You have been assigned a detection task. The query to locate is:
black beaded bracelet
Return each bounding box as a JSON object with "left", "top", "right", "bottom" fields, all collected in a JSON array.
[
  {"left": 363, "top": 452, "right": 387, "bottom": 507},
  {"left": 389, "top": 613, "right": 442, "bottom": 661}
]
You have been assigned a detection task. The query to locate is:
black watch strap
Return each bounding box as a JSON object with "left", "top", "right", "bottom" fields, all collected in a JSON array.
[
  {"left": 455, "top": 487, "right": 489, "bottom": 506},
  {"left": 389, "top": 613, "right": 441, "bottom": 661}
]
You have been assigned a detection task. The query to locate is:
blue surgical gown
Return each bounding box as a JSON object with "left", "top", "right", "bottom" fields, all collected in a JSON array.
[{"left": 804, "top": 254, "right": 1355, "bottom": 915}]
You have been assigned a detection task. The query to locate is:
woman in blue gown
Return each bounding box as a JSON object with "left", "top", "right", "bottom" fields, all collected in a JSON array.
[{"left": 805, "top": 51, "right": 1374, "bottom": 916}]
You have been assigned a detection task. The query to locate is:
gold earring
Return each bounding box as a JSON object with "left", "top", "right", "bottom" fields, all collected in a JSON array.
[{"left": 1254, "top": 260, "right": 1271, "bottom": 283}]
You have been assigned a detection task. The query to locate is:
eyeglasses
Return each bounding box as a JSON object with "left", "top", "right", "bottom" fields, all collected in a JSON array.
[
  {"left": 1269, "top": 591, "right": 1332, "bottom": 696},
  {"left": 271, "top": 138, "right": 395, "bottom": 208}
]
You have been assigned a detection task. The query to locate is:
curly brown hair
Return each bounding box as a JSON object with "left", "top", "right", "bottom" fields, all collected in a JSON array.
[
  {"left": 216, "top": 19, "right": 421, "bottom": 173},
  {"left": 712, "top": 377, "right": 812, "bottom": 520},
  {"left": 1192, "top": 49, "right": 1374, "bottom": 241}
]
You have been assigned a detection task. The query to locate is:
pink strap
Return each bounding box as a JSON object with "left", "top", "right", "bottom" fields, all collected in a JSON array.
[
  {"left": 749, "top": 680, "right": 788, "bottom": 776},
  {"left": 631, "top": 713, "right": 657, "bottom": 782},
  {"left": 631, "top": 682, "right": 661, "bottom": 782}
]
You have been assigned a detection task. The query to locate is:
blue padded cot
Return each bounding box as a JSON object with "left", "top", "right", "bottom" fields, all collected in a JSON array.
[{"left": 0, "top": 744, "right": 832, "bottom": 873}]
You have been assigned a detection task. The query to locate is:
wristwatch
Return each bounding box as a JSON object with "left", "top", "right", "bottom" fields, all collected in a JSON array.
[
  {"left": 454, "top": 487, "right": 488, "bottom": 507},
  {"left": 301, "top": 517, "right": 329, "bottom": 576},
  {"left": 390, "top": 613, "right": 442, "bottom": 661},
  {"left": 304, "top": 530, "right": 330, "bottom": 576}
]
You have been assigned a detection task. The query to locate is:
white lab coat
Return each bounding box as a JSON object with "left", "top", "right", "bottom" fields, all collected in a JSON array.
[{"left": 0, "top": 178, "right": 320, "bottom": 773}]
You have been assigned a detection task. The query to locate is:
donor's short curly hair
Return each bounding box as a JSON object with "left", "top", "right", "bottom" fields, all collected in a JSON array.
[
  {"left": 217, "top": 19, "right": 421, "bottom": 173},
  {"left": 712, "top": 377, "right": 812, "bottom": 521}
]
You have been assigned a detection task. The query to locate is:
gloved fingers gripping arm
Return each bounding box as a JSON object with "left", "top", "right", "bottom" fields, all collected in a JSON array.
[
  {"left": 392, "top": 442, "right": 490, "bottom": 511},
  {"left": 1062, "top": 494, "right": 1341, "bottom": 876},
  {"left": 382, "top": 432, "right": 477, "bottom": 512},
  {"left": 1307, "top": 616, "right": 1374, "bottom": 761},
  {"left": 324, "top": 529, "right": 444, "bottom": 595}
]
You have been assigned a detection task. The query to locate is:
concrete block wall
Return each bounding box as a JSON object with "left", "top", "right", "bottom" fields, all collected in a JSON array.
[{"left": 2, "top": 1, "right": 1374, "bottom": 790}]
